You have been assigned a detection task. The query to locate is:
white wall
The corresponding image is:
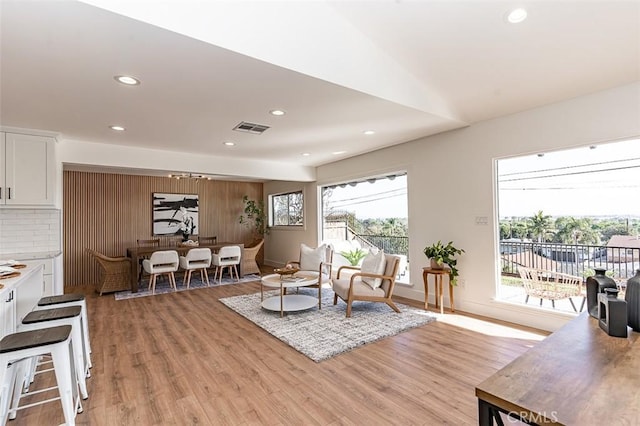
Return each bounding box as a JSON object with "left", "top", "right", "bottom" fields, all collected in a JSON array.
[
  {"left": 267, "top": 82, "right": 640, "bottom": 331},
  {"left": 263, "top": 180, "right": 318, "bottom": 267}
]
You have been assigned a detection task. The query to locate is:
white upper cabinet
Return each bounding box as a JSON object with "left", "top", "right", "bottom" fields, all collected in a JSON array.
[{"left": 0, "top": 132, "right": 56, "bottom": 206}]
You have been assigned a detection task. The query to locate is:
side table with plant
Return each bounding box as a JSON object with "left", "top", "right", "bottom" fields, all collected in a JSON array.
[{"left": 423, "top": 240, "right": 465, "bottom": 285}]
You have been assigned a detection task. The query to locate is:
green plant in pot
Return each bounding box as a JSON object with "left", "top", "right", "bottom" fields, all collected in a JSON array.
[
  {"left": 423, "top": 240, "right": 465, "bottom": 285},
  {"left": 239, "top": 195, "right": 270, "bottom": 240},
  {"left": 340, "top": 248, "right": 368, "bottom": 266}
]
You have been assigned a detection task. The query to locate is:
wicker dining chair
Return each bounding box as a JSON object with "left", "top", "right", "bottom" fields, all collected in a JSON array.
[
  {"left": 87, "top": 249, "right": 132, "bottom": 295},
  {"left": 242, "top": 239, "right": 264, "bottom": 275},
  {"left": 198, "top": 236, "right": 218, "bottom": 245}
]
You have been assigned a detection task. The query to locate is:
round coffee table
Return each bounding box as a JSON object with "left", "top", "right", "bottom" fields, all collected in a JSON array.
[{"left": 261, "top": 272, "right": 319, "bottom": 317}]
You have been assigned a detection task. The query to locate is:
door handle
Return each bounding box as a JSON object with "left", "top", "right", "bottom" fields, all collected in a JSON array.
[{"left": 7, "top": 187, "right": 11, "bottom": 200}]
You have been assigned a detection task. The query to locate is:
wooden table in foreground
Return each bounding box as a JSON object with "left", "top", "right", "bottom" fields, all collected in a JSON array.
[
  {"left": 126, "top": 242, "right": 244, "bottom": 293},
  {"left": 475, "top": 312, "right": 639, "bottom": 425}
]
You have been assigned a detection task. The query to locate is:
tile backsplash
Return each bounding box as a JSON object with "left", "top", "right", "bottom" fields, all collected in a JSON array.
[{"left": 0, "top": 209, "right": 61, "bottom": 255}]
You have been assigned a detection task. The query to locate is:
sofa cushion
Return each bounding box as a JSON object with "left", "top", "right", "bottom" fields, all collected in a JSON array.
[
  {"left": 360, "top": 249, "right": 386, "bottom": 289},
  {"left": 333, "top": 277, "right": 385, "bottom": 299},
  {"left": 299, "top": 243, "right": 327, "bottom": 271}
]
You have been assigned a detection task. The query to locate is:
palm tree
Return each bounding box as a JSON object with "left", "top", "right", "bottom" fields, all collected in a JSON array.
[
  {"left": 555, "top": 217, "right": 600, "bottom": 245},
  {"left": 528, "top": 210, "right": 553, "bottom": 242}
]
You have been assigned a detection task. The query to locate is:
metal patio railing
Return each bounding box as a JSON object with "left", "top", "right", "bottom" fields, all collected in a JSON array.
[{"left": 500, "top": 240, "right": 640, "bottom": 280}]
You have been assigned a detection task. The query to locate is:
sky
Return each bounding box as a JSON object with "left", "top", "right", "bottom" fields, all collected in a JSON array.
[
  {"left": 323, "top": 174, "right": 408, "bottom": 219},
  {"left": 498, "top": 138, "right": 640, "bottom": 218},
  {"left": 320, "top": 138, "right": 640, "bottom": 220}
]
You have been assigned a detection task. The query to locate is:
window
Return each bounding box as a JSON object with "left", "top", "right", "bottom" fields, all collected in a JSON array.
[
  {"left": 270, "top": 191, "right": 303, "bottom": 226},
  {"left": 496, "top": 138, "right": 640, "bottom": 314},
  {"left": 320, "top": 172, "right": 410, "bottom": 283}
]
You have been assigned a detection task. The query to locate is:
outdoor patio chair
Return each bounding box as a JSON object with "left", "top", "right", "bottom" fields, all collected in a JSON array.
[{"left": 518, "top": 266, "right": 584, "bottom": 311}]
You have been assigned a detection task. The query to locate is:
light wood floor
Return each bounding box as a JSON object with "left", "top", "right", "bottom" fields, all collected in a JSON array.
[{"left": 12, "top": 278, "right": 547, "bottom": 425}]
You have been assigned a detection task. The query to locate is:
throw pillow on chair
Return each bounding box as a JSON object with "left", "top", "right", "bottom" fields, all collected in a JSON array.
[{"left": 360, "top": 249, "right": 386, "bottom": 289}]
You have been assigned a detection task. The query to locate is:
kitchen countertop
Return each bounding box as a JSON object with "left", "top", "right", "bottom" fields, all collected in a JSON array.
[
  {"left": 0, "top": 251, "right": 61, "bottom": 260},
  {"left": 0, "top": 264, "right": 44, "bottom": 296}
]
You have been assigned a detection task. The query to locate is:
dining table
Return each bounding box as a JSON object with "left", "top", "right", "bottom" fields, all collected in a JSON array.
[{"left": 126, "top": 242, "right": 244, "bottom": 292}]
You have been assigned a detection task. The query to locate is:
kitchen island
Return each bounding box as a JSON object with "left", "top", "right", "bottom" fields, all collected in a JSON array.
[{"left": 0, "top": 264, "right": 45, "bottom": 338}]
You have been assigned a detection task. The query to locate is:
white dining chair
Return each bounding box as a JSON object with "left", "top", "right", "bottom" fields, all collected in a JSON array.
[
  {"left": 211, "top": 245, "right": 241, "bottom": 284},
  {"left": 142, "top": 250, "right": 179, "bottom": 294},
  {"left": 179, "top": 248, "right": 212, "bottom": 288}
]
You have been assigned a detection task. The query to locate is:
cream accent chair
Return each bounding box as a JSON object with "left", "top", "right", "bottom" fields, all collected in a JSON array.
[
  {"left": 333, "top": 254, "right": 401, "bottom": 317},
  {"left": 142, "top": 250, "right": 179, "bottom": 294},
  {"left": 211, "top": 245, "right": 242, "bottom": 284},
  {"left": 287, "top": 244, "right": 333, "bottom": 309},
  {"left": 136, "top": 238, "right": 160, "bottom": 283},
  {"left": 242, "top": 239, "right": 264, "bottom": 275},
  {"left": 179, "top": 248, "right": 212, "bottom": 288}
]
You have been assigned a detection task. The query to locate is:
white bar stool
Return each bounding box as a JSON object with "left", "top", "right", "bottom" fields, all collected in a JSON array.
[
  {"left": 36, "top": 294, "right": 92, "bottom": 362},
  {"left": 19, "top": 307, "right": 89, "bottom": 400},
  {"left": 0, "top": 325, "right": 82, "bottom": 425}
]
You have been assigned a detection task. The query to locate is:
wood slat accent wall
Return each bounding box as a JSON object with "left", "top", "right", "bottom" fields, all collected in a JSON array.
[{"left": 63, "top": 171, "right": 262, "bottom": 287}]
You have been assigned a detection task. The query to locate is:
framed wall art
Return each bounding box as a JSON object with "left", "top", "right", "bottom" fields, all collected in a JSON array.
[{"left": 152, "top": 193, "right": 199, "bottom": 237}]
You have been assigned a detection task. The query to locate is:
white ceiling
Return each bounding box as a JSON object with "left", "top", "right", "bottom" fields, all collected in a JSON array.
[{"left": 1, "top": 0, "right": 638, "bottom": 177}]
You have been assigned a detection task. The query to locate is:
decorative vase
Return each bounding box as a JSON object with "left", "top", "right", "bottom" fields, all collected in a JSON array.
[
  {"left": 625, "top": 269, "right": 640, "bottom": 332},
  {"left": 430, "top": 259, "right": 444, "bottom": 269},
  {"left": 586, "top": 268, "right": 617, "bottom": 318},
  {"left": 598, "top": 288, "right": 628, "bottom": 338}
]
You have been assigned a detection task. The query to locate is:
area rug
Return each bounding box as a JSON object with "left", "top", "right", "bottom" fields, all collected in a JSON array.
[
  {"left": 219, "top": 288, "right": 437, "bottom": 362},
  {"left": 115, "top": 273, "right": 261, "bottom": 300}
]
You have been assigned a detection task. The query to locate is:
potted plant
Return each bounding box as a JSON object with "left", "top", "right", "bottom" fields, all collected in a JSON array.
[
  {"left": 423, "top": 240, "right": 465, "bottom": 285},
  {"left": 340, "top": 247, "right": 368, "bottom": 266},
  {"left": 238, "top": 195, "right": 269, "bottom": 239}
]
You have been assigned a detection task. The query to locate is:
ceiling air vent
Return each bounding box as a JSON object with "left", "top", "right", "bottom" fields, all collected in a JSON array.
[{"left": 233, "top": 121, "right": 270, "bottom": 134}]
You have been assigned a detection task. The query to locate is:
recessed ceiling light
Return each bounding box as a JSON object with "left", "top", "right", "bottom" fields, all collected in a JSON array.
[
  {"left": 363, "top": 130, "right": 376, "bottom": 135},
  {"left": 269, "top": 109, "right": 286, "bottom": 116},
  {"left": 332, "top": 151, "right": 346, "bottom": 155},
  {"left": 114, "top": 75, "right": 140, "bottom": 85},
  {"left": 506, "top": 8, "right": 527, "bottom": 24},
  {"left": 302, "top": 153, "right": 310, "bottom": 157},
  {"left": 223, "top": 141, "right": 235, "bottom": 146},
  {"left": 109, "top": 125, "right": 125, "bottom": 131}
]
